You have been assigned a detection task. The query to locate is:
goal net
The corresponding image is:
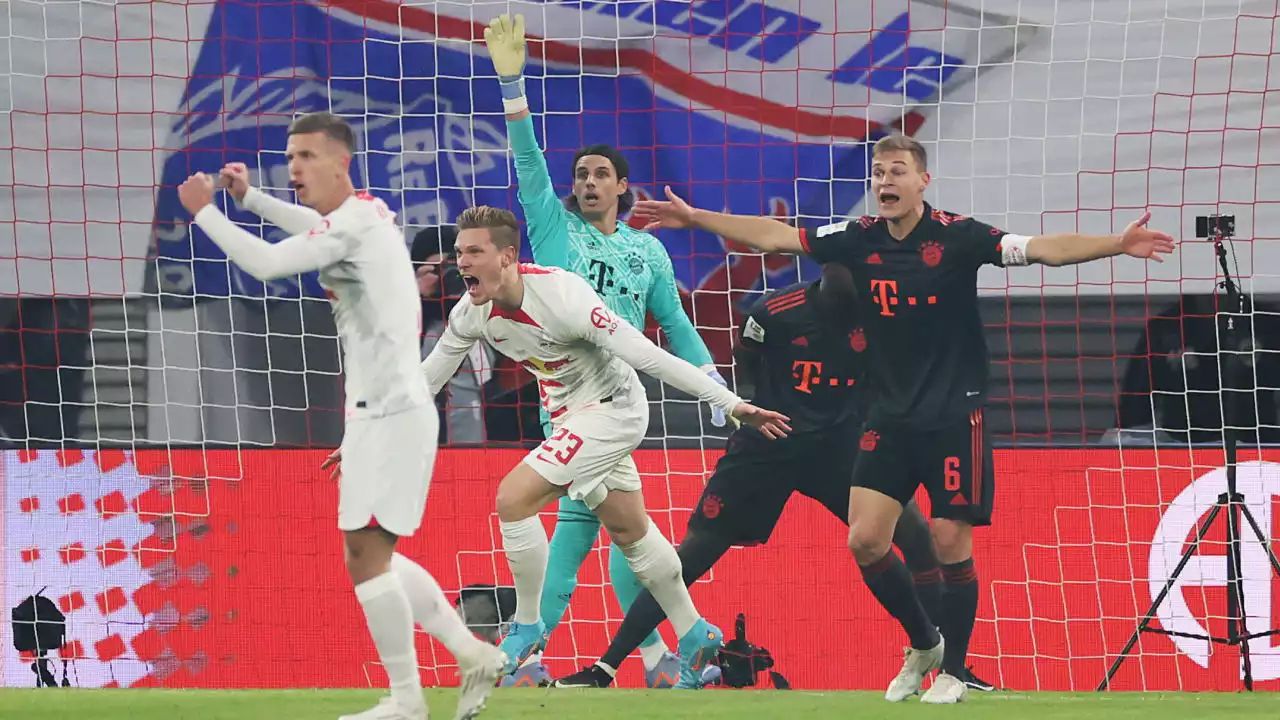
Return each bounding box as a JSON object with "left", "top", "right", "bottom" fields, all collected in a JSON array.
[{"left": 2, "top": 0, "right": 1279, "bottom": 693}]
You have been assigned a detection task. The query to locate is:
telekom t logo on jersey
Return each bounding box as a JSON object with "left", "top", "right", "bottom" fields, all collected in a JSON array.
[
  {"left": 871, "top": 279, "right": 899, "bottom": 316},
  {"left": 870, "top": 279, "right": 938, "bottom": 317},
  {"left": 1149, "top": 461, "right": 1280, "bottom": 681}
]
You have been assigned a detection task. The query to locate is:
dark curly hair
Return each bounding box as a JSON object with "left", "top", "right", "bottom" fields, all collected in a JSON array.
[{"left": 563, "top": 144, "right": 635, "bottom": 216}]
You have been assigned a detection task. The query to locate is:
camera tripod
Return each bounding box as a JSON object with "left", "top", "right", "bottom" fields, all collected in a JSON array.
[{"left": 1098, "top": 215, "right": 1280, "bottom": 691}]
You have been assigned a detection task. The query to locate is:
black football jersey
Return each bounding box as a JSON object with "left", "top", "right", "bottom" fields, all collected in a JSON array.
[
  {"left": 737, "top": 281, "right": 868, "bottom": 438},
  {"left": 799, "top": 203, "right": 1008, "bottom": 429}
]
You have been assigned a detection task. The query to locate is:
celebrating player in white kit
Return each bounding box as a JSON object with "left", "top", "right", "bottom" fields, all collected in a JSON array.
[
  {"left": 420, "top": 206, "right": 791, "bottom": 688},
  {"left": 176, "top": 112, "right": 505, "bottom": 720}
]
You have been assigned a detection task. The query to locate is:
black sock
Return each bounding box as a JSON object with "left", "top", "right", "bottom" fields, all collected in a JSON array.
[
  {"left": 939, "top": 558, "right": 979, "bottom": 676},
  {"left": 600, "top": 590, "right": 665, "bottom": 671},
  {"left": 598, "top": 529, "right": 731, "bottom": 670},
  {"left": 859, "top": 551, "right": 940, "bottom": 650},
  {"left": 892, "top": 501, "right": 943, "bottom": 628},
  {"left": 911, "top": 568, "right": 944, "bottom": 629}
]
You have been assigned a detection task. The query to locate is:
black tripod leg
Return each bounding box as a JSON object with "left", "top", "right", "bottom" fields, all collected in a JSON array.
[
  {"left": 1098, "top": 503, "right": 1224, "bottom": 691},
  {"left": 1238, "top": 503, "right": 1280, "bottom": 578},
  {"left": 1233, "top": 501, "right": 1280, "bottom": 692},
  {"left": 1226, "top": 497, "right": 1252, "bottom": 690}
]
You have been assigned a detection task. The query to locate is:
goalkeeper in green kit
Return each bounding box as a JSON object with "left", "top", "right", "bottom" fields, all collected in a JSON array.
[{"left": 484, "top": 14, "right": 727, "bottom": 688}]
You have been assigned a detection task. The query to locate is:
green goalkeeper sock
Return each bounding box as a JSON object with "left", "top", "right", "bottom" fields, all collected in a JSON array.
[
  {"left": 539, "top": 496, "right": 601, "bottom": 634},
  {"left": 607, "top": 542, "right": 668, "bottom": 657}
]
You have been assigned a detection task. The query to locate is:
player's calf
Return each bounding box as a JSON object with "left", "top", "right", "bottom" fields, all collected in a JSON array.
[
  {"left": 494, "top": 462, "right": 560, "bottom": 673},
  {"left": 931, "top": 519, "right": 979, "bottom": 681},
  {"left": 343, "top": 529, "right": 427, "bottom": 718}
]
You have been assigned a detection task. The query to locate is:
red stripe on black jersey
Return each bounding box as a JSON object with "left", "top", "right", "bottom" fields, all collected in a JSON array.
[
  {"left": 766, "top": 295, "right": 807, "bottom": 314},
  {"left": 765, "top": 289, "right": 807, "bottom": 314}
]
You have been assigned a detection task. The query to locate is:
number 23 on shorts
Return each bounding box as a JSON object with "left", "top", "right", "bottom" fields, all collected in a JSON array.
[{"left": 537, "top": 428, "right": 585, "bottom": 465}]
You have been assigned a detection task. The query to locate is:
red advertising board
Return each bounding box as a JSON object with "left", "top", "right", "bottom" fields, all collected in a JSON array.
[{"left": 2, "top": 447, "right": 1278, "bottom": 692}]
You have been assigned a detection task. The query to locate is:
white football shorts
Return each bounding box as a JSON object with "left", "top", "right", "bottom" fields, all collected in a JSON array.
[
  {"left": 338, "top": 404, "right": 439, "bottom": 537},
  {"left": 523, "top": 396, "right": 649, "bottom": 509}
]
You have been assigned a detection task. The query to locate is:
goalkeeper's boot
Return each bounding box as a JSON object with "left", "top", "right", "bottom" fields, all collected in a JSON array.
[
  {"left": 884, "top": 636, "right": 944, "bottom": 702},
  {"left": 961, "top": 666, "right": 998, "bottom": 692},
  {"left": 497, "top": 620, "right": 548, "bottom": 675},
  {"left": 645, "top": 651, "right": 681, "bottom": 689},
  {"left": 338, "top": 696, "right": 426, "bottom": 720},
  {"left": 551, "top": 663, "right": 614, "bottom": 689},
  {"left": 674, "top": 618, "right": 722, "bottom": 689},
  {"left": 454, "top": 642, "right": 507, "bottom": 720},
  {"left": 498, "top": 655, "right": 552, "bottom": 688},
  {"left": 921, "top": 671, "right": 969, "bottom": 704}
]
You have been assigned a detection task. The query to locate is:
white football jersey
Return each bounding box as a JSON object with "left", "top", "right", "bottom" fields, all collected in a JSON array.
[
  {"left": 195, "top": 187, "right": 429, "bottom": 417},
  {"left": 422, "top": 264, "right": 741, "bottom": 423}
]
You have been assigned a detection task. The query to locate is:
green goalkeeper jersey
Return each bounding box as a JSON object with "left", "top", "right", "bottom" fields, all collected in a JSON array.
[
  {"left": 506, "top": 115, "right": 713, "bottom": 368},
  {"left": 506, "top": 115, "right": 714, "bottom": 432}
]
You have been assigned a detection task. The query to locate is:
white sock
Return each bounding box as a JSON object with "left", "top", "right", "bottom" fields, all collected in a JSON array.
[
  {"left": 619, "top": 522, "right": 699, "bottom": 638},
  {"left": 354, "top": 572, "right": 423, "bottom": 709},
  {"left": 640, "top": 638, "right": 670, "bottom": 666},
  {"left": 390, "top": 553, "right": 480, "bottom": 661},
  {"left": 500, "top": 517, "right": 549, "bottom": 625},
  {"left": 639, "top": 640, "right": 669, "bottom": 671}
]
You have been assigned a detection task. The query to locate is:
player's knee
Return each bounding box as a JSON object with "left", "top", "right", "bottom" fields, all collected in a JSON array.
[
  {"left": 494, "top": 484, "right": 533, "bottom": 523},
  {"left": 605, "top": 524, "right": 646, "bottom": 548},
  {"left": 847, "top": 524, "right": 893, "bottom": 566},
  {"left": 930, "top": 518, "right": 973, "bottom": 564},
  {"left": 343, "top": 528, "right": 396, "bottom": 584}
]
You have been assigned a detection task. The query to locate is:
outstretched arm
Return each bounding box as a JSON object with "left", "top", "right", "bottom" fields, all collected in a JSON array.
[
  {"left": 560, "top": 274, "right": 790, "bottom": 438},
  {"left": 485, "top": 13, "right": 569, "bottom": 266},
  {"left": 420, "top": 307, "right": 483, "bottom": 396},
  {"left": 1025, "top": 212, "right": 1176, "bottom": 266},
  {"left": 963, "top": 211, "right": 1177, "bottom": 268},
  {"left": 632, "top": 185, "right": 804, "bottom": 254},
  {"left": 595, "top": 310, "right": 740, "bottom": 415}
]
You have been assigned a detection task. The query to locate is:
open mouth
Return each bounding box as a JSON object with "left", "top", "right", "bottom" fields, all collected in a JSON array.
[
  {"left": 879, "top": 193, "right": 900, "bottom": 204},
  {"left": 292, "top": 182, "right": 306, "bottom": 195},
  {"left": 461, "top": 274, "right": 480, "bottom": 295},
  {"left": 583, "top": 192, "right": 600, "bottom": 203}
]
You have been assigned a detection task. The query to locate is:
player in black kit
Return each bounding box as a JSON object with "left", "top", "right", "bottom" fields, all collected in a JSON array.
[
  {"left": 631, "top": 134, "right": 1176, "bottom": 703},
  {"left": 552, "top": 262, "right": 948, "bottom": 690}
]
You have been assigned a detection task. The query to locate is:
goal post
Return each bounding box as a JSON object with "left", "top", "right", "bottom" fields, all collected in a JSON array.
[{"left": 2, "top": 0, "right": 1279, "bottom": 692}]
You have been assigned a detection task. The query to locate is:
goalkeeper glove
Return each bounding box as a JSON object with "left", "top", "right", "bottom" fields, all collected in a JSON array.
[
  {"left": 704, "top": 366, "right": 736, "bottom": 429},
  {"left": 484, "top": 14, "right": 528, "bottom": 114}
]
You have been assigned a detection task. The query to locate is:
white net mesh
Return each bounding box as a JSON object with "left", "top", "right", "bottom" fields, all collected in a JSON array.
[{"left": 0, "top": 0, "right": 1278, "bottom": 692}]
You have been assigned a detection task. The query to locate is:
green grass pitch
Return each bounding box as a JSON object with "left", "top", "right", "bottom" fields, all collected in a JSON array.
[{"left": 0, "top": 688, "right": 1275, "bottom": 719}]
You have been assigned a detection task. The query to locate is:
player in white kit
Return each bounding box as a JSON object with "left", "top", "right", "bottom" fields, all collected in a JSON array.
[
  {"left": 176, "top": 112, "right": 505, "bottom": 720},
  {"left": 419, "top": 206, "right": 792, "bottom": 688}
]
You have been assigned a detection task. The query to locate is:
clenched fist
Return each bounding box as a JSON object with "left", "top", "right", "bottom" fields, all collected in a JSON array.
[
  {"left": 178, "top": 172, "right": 216, "bottom": 216},
  {"left": 219, "top": 162, "right": 252, "bottom": 203}
]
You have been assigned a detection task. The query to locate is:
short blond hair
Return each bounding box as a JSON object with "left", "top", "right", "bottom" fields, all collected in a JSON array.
[
  {"left": 456, "top": 205, "right": 520, "bottom": 251},
  {"left": 873, "top": 134, "right": 928, "bottom": 172}
]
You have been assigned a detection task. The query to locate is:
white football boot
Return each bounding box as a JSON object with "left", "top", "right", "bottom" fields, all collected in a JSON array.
[
  {"left": 922, "top": 671, "right": 970, "bottom": 704},
  {"left": 454, "top": 643, "right": 507, "bottom": 720},
  {"left": 884, "top": 636, "right": 944, "bottom": 702}
]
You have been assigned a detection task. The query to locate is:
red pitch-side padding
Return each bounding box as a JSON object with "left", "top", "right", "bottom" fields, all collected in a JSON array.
[{"left": 13, "top": 448, "right": 1280, "bottom": 691}]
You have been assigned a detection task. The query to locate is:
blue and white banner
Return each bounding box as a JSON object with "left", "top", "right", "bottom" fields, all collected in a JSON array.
[{"left": 151, "top": 0, "right": 1024, "bottom": 304}]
